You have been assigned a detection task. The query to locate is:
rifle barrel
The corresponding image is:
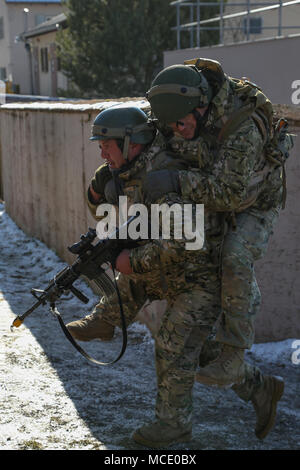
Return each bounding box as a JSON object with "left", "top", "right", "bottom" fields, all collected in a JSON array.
[{"left": 11, "top": 297, "right": 45, "bottom": 329}]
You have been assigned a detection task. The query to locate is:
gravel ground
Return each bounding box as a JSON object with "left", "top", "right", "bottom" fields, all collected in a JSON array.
[{"left": 0, "top": 202, "right": 299, "bottom": 451}]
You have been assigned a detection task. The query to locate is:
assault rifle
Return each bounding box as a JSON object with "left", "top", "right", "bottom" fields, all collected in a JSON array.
[{"left": 10, "top": 215, "right": 138, "bottom": 365}]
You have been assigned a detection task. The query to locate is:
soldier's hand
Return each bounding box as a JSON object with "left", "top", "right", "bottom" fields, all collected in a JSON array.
[
  {"left": 88, "top": 184, "right": 102, "bottom": 203},
  {"left": 91, "top": 163, "right": 112, "bottom": 196},
  {"left": 143, "top": 170, "right": 181, "bottom": 204},
  {"left": 115, "top": 249, "right": 133, "bottom": 274}
]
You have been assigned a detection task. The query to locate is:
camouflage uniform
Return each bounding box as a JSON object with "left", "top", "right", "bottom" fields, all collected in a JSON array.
[
  {"left": 87, "top": 138, "right": 219, "bottom": 318},
  {"left": 87, "top": 138, "right": 227, "bottom": 428},
  {"left": 168, "top": 75, "right": 283, "bottom": 351},
  {"left": 85, "top": 75, "right": 292, "bottom": 432},
  {"left": 158, "top": 73, "right": 289, "bottom": 407},
  {"left": 129, "top": 196, "right": 224, "bottom": 427},
  {"left": 87, "top": 133, "right": 278, "bottom": 428},
  {"left": 86, "top": 141, "right": 166, "bottom": 328}
]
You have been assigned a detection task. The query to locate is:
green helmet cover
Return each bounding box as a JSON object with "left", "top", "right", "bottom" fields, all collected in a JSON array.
[
  {"left": 90, "top": 106, "right": 155, "bottom": 145},
  {"left": 147, "top": 64, "right": 212, "bottom": 124}
]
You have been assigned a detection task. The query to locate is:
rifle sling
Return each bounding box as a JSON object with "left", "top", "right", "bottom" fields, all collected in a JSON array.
[{"left": 51, "top": 267, "right": 128, "bottom": 366}]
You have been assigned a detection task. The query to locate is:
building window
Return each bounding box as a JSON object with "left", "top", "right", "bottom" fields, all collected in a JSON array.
[
  {"left": 243, "top": 17, "right": 263, "bottom": 35},
  {"left": 41, "top": 48, "right": 49, "bottom": 73},
  {"left": 0, "top": 17, "right": 4, "bottom": 40},
  {"left": 0, "top": 68, "right": 6, "bottom": 80}
]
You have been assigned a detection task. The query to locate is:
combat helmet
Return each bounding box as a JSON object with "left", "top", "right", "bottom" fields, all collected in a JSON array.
[
  {"left": 90, "top": 106, "right": 155, "bottom": 159},
  {"left": 146, "top": 64, "right": 213, "bottom": 124}
]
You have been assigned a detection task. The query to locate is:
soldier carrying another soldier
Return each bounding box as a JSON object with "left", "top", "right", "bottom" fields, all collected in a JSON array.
[{"left": 66, "top": 58, "right": 293, "bottom": 446}]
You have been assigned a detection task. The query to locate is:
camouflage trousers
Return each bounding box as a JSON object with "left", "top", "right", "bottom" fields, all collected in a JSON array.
[
  {"left": 93, "top": 264, "right": 265, "bottom": 428},
  {"left": 154, "top": 272, "right": 220, "bottom": 427},
  {"left": 215, "top": 205, "right": 281, "bottom": 349},
  {"left": 199, "top": 336, "right": 265, "bottom": 403},
  {"left": 94, "top": 266, "right": 184, "bottom": 329}
]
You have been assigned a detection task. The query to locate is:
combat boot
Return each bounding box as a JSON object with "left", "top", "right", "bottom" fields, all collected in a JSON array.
[
  {"left": 195, "top": 344, "right": 245, "bottom": 387},
  {"left": 251, "top": 375, "right": 284, "bottom": 440},
  {"left": 132, "top": 420, "right": 192, "bottom": 448},
  {"left": 66, "top": 313, "right": 115, "bottom": 342}
]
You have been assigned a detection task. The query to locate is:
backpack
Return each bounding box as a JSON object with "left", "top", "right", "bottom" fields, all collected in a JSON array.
[{"left": 184, "top": 58, "right": 295, "bottom": 209}]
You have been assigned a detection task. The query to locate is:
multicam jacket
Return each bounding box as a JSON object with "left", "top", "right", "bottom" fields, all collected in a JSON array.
[
  {"left": 167, "top": 69, "right": 293, "bottom": 214},
  {"left": 87, "top": 138, "right": 223, "bottom": 296}
]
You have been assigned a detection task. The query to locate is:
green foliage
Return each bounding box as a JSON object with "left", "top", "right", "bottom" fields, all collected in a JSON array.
[
  {"left": 57, "top": 0, "right": 222, "bottom": 98},
  {"left": 57, "top": 0, "right": 175, "bottom": 98}
]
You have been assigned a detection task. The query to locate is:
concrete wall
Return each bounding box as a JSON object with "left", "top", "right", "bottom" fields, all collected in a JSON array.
[
  {"left": 0, "top": 108, "right": 91, "bottom": 258},
  {"left": 0, "top": 100, "right": 299, "bottom": 342},
  {"left": 164, "top": 34, "right": 300, "bottom": 106},
  {"left": 0, "top": 99, "right": 148, "bottom": 263},
  {"left": 254, "top": 105, "right": 300, "bottom": 342}
]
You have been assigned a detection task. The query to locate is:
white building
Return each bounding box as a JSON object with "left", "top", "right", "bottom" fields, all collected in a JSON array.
[
  {"left": 170, "top": 0, "right": 300, "bottom": 47},
  {"left": 0, "top": 0, "right": 63, "bottom": 94},
  {"left": 165, "top": 1, "right": 300, "bottom": 104},
  {"left": 222, "top": 0, "right": 300, "bottom": 44},
  {"left": 22, "top": 12, "right": 68, "bottom": 96}
]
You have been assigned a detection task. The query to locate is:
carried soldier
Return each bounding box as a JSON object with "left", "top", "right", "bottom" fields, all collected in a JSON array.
[{"left": 66, "top": 59, "right": 293, "bottom": 447}]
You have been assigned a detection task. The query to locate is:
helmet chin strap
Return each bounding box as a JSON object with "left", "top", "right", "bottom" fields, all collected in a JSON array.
[
  {"left": 122, "top": 127, "right": 133, "bottom": 161},
  {"left": 192, "top": 108, "right": 208, "bottom": 139}
]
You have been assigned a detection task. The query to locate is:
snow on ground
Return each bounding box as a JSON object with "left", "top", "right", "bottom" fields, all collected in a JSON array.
[{"left": 0, "top": 202, "right": 299, "bottom": 450}]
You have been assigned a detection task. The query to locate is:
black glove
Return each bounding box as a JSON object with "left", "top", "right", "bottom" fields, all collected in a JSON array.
[
  {"left": 104, "top": 175, "right": 124, "bottom": 205},
  {"left": 143, "top": 170, "right": 181, "bottom": 204},
  {"left": 91, "top": 163, "right": 112, "bottom": 196}
]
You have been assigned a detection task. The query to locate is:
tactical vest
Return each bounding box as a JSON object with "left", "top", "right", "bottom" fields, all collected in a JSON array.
[
  {"left": 105, "top": 138, "right": 188, "bottom": 207},
  {"left": 105, "top": 144, "right": 201, "bottom": 297}
]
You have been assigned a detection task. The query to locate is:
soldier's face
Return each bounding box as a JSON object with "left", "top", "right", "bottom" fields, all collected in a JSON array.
[
  {"left": 168, "top": 107, "right": 207, "bottom": 140},
  {"left": 99, "top": 139, "right": 125, "bottom": 169}
]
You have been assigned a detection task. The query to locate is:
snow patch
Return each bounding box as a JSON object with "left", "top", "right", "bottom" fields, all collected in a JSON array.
[{"left": 0, "top": 202, "right": 299, "bottom": 450}]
